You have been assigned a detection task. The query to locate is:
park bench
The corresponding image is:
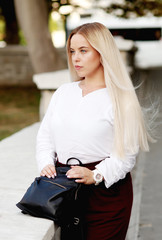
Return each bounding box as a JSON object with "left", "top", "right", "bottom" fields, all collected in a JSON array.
[{"left": 33, "top": 69, "right": 71, "bottom": 120}]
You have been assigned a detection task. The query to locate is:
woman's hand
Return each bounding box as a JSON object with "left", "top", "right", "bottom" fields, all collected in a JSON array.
[
  {"left": 66, "top": 166, "right": 95, "bottom": 185},
  {"left": 40, "top": 164, "right": 56, "bottom": 178}
]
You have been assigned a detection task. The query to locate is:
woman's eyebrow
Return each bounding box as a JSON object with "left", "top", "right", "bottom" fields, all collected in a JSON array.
[
  {"left": 70, "top": 46, "right": 88, "bottom": 50},
  {"left": 79, "top": 46, "right": 88, "bottom": 49}
]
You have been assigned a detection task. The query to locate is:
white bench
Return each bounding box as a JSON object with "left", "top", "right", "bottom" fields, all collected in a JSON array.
[{"left": 33, "top": 69, "right": 71, "bottom": 120}]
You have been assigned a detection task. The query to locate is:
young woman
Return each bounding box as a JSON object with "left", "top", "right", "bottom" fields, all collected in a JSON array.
[{"left": 36, "top": 22, "right": 154, "bottom": 239}]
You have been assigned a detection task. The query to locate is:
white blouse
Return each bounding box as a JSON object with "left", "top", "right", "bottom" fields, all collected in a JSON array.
[{"left": 36, "top": 81, "right": 138, "bottom": 188}]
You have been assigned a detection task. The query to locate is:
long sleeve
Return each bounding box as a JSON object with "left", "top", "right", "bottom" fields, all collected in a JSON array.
[
  {"left": 36, "top": 81, "right": 138, "bottom": 184},
  {"left": 36, "top": 90, "right": 59, "bottom": 173},
  {"left": 95, "top": 150, "right": 138, "bottom": 189},
  {"left": 95, "top": 99, "right": 139, "bottom": 188}
]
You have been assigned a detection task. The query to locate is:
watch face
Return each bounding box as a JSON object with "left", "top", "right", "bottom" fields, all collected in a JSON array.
[
  {"left": 96, "top": 173, "right": 102, "bottom": 180},
  {"left": 93, "top": 170, "right": 103, "bottom": 185}
]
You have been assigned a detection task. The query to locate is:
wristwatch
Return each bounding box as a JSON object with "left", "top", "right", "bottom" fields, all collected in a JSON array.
[{"left": 93, "top": 169, "right": 103, "bottom": 185}]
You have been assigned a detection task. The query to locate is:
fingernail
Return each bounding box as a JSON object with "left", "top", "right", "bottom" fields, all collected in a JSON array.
[
  {"left": 54, "top": 173, "right": 57, "bottom": 177},
  {"left": 48, "top": 175, "right": 51, "bottom": 178}
]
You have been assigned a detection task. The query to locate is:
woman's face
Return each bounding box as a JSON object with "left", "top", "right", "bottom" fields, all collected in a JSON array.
[{"left": 70, "top": 34, "right": 102, "bottom": 79}]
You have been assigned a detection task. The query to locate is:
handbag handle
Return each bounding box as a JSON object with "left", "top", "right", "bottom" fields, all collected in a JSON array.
[{"left": 66, "top": 157, "right": 82, "bottom": 166}]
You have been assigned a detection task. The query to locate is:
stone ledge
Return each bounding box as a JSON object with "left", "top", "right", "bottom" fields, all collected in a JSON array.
[
  {"left": 0, "top": 45, "right": 29, "bottom": 55},
  {"left": 0, "top": 123, "right": 56, "bottom": 240},
  {"left": 33, "top": 69, "right": 71, "bottom": 90}
]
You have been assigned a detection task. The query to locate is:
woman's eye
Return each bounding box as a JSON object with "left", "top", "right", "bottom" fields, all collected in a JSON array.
[
  {"left": 70, "top": 50, "right": 75, "bottom": 54},
  {"left": 81, "top": 49, "right": 86, "bottom": 53}
]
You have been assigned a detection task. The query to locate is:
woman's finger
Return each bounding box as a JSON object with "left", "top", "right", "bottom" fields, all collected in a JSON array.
[
  {"left": 41, "top": 164, "right": 56, "bottom": 178},
  {"left": 48, "top": 165, "right": 56, "bottom": 176},
  {"left": 66, "top": 166, "right": 94, "bottom": 185},
  {"left": 41, "top": 169, "right": 51, "bottom": 178},
  {"left": 66, "top": 166, "right": 84, "bottom": 179},
  {"left": 75, "top": 178, "right": 85, "bottom": 183}
]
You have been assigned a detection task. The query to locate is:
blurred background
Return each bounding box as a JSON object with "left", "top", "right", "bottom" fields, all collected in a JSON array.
[{"left": 0, "top": 0, "right": 162, "bottom": 140}]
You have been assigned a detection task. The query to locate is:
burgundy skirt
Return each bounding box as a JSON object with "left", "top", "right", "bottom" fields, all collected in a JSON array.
[{"left": 56, "top": 161, "right": 133, "bottom": 240}]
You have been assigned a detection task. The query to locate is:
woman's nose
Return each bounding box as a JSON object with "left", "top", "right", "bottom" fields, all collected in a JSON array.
[{"left": 73, "top": 52, "right": 80, "bottom": 62}]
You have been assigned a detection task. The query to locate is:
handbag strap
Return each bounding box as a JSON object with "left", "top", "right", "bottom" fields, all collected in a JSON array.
[{"left": 66, "top": 157, "right": 82, "bottom": 166}]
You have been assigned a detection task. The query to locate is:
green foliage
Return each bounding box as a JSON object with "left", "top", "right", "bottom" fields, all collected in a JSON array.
[
  {"left": 48, "top": 12, "right": 64, "bottom": 32},
  {"left": 49, "top": 13, "right": 58, "bottom": 32},
  {"left": 47, "top": 0, "right": 162, "bottom": 18},
  {"left": 18, "top": 29, "right": 27, "bottom": 46},
  {"left": 0, "top": 17, "right": 5, "bottom": 41},
  {"left": 47, "top": 0, "right": 72, "bottom": 11},
  {"left": 105, "top": 0, "right": 162, "bottom": 18}
]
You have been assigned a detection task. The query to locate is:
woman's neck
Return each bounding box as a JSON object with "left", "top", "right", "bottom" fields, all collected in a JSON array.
[
  {"left": 79, "top": 70, "right": 106, "bottom": 97},
  {"left": 82, "top": 66, "right": 106, "bottom": 89},
  {"left": 81, "top": 79, "right": 106, "bottom": 90}
]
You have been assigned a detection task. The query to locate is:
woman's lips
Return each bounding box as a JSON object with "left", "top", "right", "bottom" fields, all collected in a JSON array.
[{"left": 75, "top": 65, "right": 82, "bottom": 71}]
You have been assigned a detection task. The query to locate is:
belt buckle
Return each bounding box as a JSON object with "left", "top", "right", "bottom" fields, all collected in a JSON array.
[{"left": 73, "top": 217, "right": 80, "bottom": 225}]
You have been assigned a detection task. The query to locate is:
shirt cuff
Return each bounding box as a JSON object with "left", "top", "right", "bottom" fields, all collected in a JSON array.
[{"left": 95, "top": 152, "right": 137, "bottom": 188}]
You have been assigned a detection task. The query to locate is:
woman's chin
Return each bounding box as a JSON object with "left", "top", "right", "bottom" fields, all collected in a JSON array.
[{"left": 76, "top": 73, "right": 85, "bottom": 78}]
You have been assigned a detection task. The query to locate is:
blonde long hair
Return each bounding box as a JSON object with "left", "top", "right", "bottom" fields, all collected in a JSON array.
[{"left": 66, "top": 22, "right": 155, "bottom": 158}]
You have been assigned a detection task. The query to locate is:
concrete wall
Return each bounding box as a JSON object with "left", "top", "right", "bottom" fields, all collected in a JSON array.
[
  {"left": 0, "top": 45, "right": 67, "bottom": 86},
  {"left": 0, "top": 45, "right": 34, "bottom": 86}
]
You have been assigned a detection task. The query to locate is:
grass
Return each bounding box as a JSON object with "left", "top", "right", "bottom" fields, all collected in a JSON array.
[{"left": 0, "top": 86, "right": 40, "bottom": 141}]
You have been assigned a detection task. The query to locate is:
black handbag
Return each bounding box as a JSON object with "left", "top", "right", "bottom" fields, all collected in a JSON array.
[{"left": 16, "top": 158, "right": 83, "bottom": 227}]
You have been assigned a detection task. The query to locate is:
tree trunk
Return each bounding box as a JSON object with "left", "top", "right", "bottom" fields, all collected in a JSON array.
[{"left": 14, "top": 0, "right": 66, "bottom": 73}]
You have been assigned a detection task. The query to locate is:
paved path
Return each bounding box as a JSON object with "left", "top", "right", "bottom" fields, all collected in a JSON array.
[
  {"left": 138, "top": 124, "right": 162, "bottom": 240},
  {"left": 137, "top": 76, "right": 162, "bottom": 240}
]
